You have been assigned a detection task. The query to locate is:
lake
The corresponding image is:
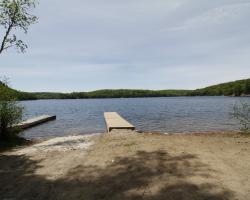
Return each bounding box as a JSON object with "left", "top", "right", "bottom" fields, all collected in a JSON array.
[{"left": 20, "top": 97, "right": 250, "bottom": 138}]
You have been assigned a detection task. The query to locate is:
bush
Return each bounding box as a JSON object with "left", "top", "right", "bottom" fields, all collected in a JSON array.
[
  {"left": 0, "top": 81, "right": 23, "bottom": 140},
  {"left": 233, "top": 101, "right": 250, "bottom": 134}
]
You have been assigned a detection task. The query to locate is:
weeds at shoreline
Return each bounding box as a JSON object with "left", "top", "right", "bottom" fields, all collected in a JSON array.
[{"left": 233, "top": 101, "right": 250, "bottom": 134}]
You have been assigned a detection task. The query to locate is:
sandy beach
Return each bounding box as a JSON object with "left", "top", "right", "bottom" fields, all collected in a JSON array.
[{"left": 0, "top": 130, "right": 250, "bottom": 200}]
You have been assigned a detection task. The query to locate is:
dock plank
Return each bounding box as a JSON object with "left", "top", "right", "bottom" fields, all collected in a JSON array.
[
  {"left": 15, "top": 115, "right": 56, "bottom": 130},
  {"left": 104, "top": 112, "right": 135, "bottom": 132}
]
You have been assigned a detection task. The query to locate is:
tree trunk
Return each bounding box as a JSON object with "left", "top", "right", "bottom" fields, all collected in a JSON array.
[{"left": 0, "top": 23, "right": 13, "bottom": 54}]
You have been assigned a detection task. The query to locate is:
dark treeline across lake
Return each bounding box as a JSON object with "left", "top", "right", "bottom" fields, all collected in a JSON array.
[
  {"left": 1, "top": 78, "right": 250, "bottom": 100},
  {"left": 20, "top": 97, "right": 250, "bottom": 139}
]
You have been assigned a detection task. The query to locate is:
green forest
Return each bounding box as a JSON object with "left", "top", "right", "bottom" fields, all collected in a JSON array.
[
  {"left": 0, "top": 81, "right": 36, "bottom": 100},
  {"left": 1, "top": 78, "right": 250, "bottom": 100},
  {"left": 190, "top": 79, "right": 250, "bottom": 96}
]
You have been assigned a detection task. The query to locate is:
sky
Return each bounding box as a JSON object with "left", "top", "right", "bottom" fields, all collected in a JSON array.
[{"left": 1, "top": 0, "right": 250, "bottom": 92}]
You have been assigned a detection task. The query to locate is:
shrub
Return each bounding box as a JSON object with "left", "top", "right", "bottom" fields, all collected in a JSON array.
[
  {"left": 0, "top": 81, "right": 23, "bottom": 140},
  {"left": 233, "top": 101, "right": 250, "bottom": 134}
]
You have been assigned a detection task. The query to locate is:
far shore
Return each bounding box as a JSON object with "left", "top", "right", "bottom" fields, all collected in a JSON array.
[{"left": 0, "top": 130, "right": 250, "bottom": 200}]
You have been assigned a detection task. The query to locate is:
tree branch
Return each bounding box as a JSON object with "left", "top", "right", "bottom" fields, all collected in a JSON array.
[{"left": 0, "top": 0, "right": 38, "bottom": 55}]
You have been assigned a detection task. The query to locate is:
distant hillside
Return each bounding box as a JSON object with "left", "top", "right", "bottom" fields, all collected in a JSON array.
[
  {"left": 30, "top": 78, "right": 250, "bottom": 99},
  {"left": 191, "top": 79, "right": 250, "bottom": 96},
  {"left": 0, "top": 81, "right": 36, "bottom": 100},
  {"left": 1, "top": 78, "right": 250, "bottom": 100},
  {"left": 33, "top": 89, "right": 190, "bottom": 99}
]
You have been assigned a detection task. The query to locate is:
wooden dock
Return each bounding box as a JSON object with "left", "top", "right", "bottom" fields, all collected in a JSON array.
[
  {"left": 104, "top": 112, "right": 135, "bottom": 132},
  {"left": 15, "top": 115, "right": 56, "bottom": 130}
]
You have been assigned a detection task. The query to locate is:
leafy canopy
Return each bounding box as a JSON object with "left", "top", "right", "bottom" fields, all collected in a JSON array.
[
  {"left": 0, "top": 0, "right": 38, "bottom": 54},
  {"left": 233, "top": 102, "right": 250, "bottom": 134},
  {"left": 0, "top": 79, "right": 23, "bottom": 140}
]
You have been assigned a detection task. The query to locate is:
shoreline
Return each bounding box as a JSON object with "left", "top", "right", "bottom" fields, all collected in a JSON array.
[
  {"left": 136, "top": 129, "right": 240, "bottom": 136},
  {"left": 24, "top": 129, "right": 241, "bottom": 144},
  {"left": 10, "top": 130, "right": 241, "bottom": 153}
]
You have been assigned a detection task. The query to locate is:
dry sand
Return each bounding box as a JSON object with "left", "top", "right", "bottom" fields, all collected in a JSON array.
[{"left": 0, "top": 130, "right": 250, "bottom": 200}]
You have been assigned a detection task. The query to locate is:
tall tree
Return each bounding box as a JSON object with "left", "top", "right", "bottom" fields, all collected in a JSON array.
[{"left": 0, "top": 0, "right": 38, "bottom": 54}]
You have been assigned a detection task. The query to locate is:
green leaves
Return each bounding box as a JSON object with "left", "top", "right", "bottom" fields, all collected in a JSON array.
[
  {"left": 0, "top": 0, "right": 38, "bottom": 54},
  {"left": 0, "top": 79, "right": 24, "bottom": 139},
  {"left": 191, "top": 79, "right": 250, "bottom": 96},
  {"left": 233, "top": 102, "right": 250, "bottom": 134}
]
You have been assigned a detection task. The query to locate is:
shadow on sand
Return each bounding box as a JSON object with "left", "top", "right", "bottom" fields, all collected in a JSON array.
[{"left": 0, "top": 150, "right": 234, "bottom": 200}]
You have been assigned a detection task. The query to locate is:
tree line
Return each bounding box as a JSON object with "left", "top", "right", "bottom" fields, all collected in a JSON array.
[
  {"left": 190, "top": 79, "right": 250, "bottom": 96},
  {"left": 1, "top": 78, "right": 250, "bottom": 100}
]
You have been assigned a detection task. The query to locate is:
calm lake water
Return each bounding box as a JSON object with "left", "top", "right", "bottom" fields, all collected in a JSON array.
[{"left": 20, "top": 97, "right": 250, "bottom": 138}]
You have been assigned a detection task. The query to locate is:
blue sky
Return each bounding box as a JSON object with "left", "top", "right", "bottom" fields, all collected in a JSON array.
[{"left": 1, "top": 0, "right": 250, "bottom": 92}]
